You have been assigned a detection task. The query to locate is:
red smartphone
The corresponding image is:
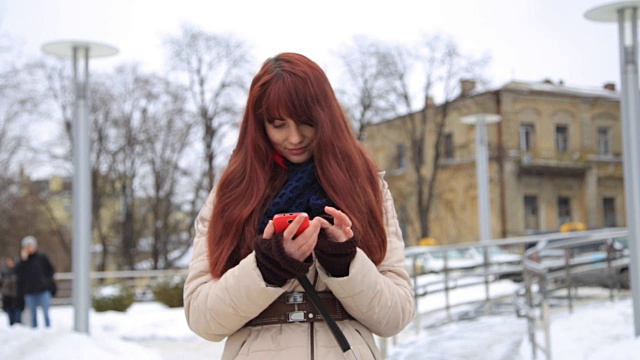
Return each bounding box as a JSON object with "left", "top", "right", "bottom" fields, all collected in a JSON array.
[{"left": 273, "top": 212, "right": 310, "bottom": 237}]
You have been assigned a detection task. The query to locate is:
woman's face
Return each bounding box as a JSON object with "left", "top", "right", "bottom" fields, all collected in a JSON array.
[
  {"left": 265, "top": 118, "right": 315, "bottom": 164},
  {"left": 5, "top": 257, "right": 14, "bottom": 267}
]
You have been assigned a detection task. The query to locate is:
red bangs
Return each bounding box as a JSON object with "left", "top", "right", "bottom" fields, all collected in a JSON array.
[
  {"left": 255, "top": 68, "right": 316, "bottom": 127},
  {"left": 207, "top": 52, "right": 387, "bottom": 279}
]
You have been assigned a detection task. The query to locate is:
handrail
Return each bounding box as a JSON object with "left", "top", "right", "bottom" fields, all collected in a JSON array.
[
  {"left": 401, "top": 228, "right": 629, "bottom": 360},
  {"left": 519, "top": 228, "right": 629, "bottom": 360},
  {"left": 54, "top": 268, "right": 188, "bottom": 280},
  {"left": 51, "top": 268, "right": 189, "bottom": 305}
]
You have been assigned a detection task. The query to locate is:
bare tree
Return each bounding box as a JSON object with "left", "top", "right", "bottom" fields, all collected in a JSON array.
[
  {"left": 137, "top": 75, "right": 194, "bottom": 269},
  {"left": 99, "top": 64, "right": 163, "bottom": 270},
  {"left": 0, "top": 57, "right": 45, "bottom": 184},
  {"left": 39, "top": 59, "right": 74, "bottom": 163},
  {"left": 164, "top": 23, "right": 252, "bottom": 198},
  {"left": 376, "top": 34, "right": 489, "bottom": 240},
  {"left": 0, "top": 53, "right": 53, "bottom": 255},
  {"left": 37, "top": 60, "right": 201, "bottom": 271},
  {"left": 0, "top": 74, "right": 25, "bottom": 188},
  {"left": 0, "top": 62, "right": 27, "bottom": 252},
  {"left": 36, "top": 58, "right": 154, "bottom": 270},
  {"left": 36, "top": 59, "right": 117, "bottom": 269},
  {"left": 335, "top": 36, "right": 400, "bottom": 140},
  {"left": 87, "top": 78, "right": 122, "bottom": 271}
]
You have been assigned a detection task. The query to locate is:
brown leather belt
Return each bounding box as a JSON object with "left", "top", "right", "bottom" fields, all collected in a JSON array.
[{"left": 245, "top": 291, "right": 354, "bottom": 327}]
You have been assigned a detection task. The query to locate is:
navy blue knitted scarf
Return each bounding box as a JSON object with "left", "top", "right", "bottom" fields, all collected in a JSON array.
[{"left": 259, "top": 160, "right": 333, "bottom": 233}]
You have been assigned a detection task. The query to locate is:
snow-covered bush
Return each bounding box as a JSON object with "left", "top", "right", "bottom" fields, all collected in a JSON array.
[
  {"left": 151, "top": 275, "right": 185, "bottom": 308},
  {"left": 92, "top": 284, "right": 135, "bottom": 312}
]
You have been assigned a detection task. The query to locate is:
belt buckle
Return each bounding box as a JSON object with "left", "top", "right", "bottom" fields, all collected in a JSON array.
[
  {"left": 287, "top": 310, "right": 307, "bottom": 322},
  {"left": 286, "top": 292, "right": 305, "bottom": 304}
]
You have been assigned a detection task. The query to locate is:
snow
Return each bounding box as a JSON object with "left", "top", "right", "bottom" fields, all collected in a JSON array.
[
  {"left": 95, "top": 285, "right": 123, "bottom": 297},
  {"left": 501, "top": 80, "right": 620, "bottom": 100},
  {"left": 1, "top": 294, "right": 639, "bottom": 359},
  {"left": 0, "top": 302, "right": 223, "bottom": 360},
  {"left": 519, "top": 298, "right": 640, "bottom": 360}
]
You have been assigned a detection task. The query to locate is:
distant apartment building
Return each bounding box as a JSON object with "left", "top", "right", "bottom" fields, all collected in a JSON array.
[{"left": 363, "top": 80, "right": 624, "bottom": 246}]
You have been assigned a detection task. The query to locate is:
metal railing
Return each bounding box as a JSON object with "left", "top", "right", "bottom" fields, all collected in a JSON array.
[
  {"left": 52, "top": 268, "right": 189, "bottom": 305},
  {"left": 399, "top": 228, "right": 630, "bottom": 359},
  {"left": 403, "top": 232, "right": 583, "bottom": 327},
  {"left": 519, "top": 228, "right": 629, "bottom": 360}
]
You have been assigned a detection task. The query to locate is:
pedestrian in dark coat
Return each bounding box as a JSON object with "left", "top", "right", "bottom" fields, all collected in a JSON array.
[
  {"left": 14, "top": 236, "right": 56, "bottom": 328},
  {"left": 1, "top": 256, "right": 24, "bottom": 326}
]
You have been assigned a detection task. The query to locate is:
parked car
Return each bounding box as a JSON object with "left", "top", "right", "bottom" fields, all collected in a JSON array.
[
  {"left": 404, "top": 246, "right": 484, "bottom": 275},
  {"left": 571, "top": 237, "right": 630, "bottom": 289},
  {"left": 524, "top": 238, "right": 629, "bottom": 289},
  {"left": 467, "top": 246, "right": 522, "bottom": 265},
  {"left": 466, "top": 246, "right": 524, "bottom": 281}
]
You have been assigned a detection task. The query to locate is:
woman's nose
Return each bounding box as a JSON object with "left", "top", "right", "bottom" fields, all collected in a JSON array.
[{"left": 288, "top": 124, "right": 303, "bottom": 144}]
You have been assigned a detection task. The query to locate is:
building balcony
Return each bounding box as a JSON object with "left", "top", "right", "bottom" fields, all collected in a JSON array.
[{"left": 516, "top": 150, "right": 590, "bottom": 176}]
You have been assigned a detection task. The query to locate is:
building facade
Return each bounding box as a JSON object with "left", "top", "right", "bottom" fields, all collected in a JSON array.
[{"left": 363, "top": 80, "right": 624, "bottom": 246}]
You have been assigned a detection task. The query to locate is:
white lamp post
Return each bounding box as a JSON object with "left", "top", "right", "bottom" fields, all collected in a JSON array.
[
  {"left": 462, "top": 113, "right": 501, "bottom": 304},
  {"left": 461, "top": 113, "right": 502, "bottom": 243},
  {"left": 41, "top": 41, "right": 118, "bottom": 334},
  {"left": 586, "top": 1, "right": 640, "bottom": 337}
]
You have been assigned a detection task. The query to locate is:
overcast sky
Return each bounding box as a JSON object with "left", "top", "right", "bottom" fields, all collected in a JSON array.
[{"left": 0, "top": 0, "right": 626, "bottom": 92}]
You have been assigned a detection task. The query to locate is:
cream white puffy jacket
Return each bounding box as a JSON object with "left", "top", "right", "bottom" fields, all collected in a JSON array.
[{"left": 184, "top": 174, "right": 415, "bottom": 359}]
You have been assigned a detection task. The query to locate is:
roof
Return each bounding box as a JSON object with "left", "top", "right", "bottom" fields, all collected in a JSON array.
[
  {"left": 364, "top": 79, "right": 620, "bottom": 127},
  {"left": 499, "top": 80, "right": 619, "bottom": 101}
]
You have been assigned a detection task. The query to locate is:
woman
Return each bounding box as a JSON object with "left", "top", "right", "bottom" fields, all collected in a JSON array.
[
  {"left": 184, "top": 53, "right": 415, "bottom": 359},
  {"left": 1, "top": 256, "right": 24, "bottom": 326}
]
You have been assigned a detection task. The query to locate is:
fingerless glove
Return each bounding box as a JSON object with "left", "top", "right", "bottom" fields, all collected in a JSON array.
[
  {"left": 314, "top": 231, "right": 357, "bottom": 278},
  {"left": 254, "top": 234, "right": 312, "bottom": 287}
]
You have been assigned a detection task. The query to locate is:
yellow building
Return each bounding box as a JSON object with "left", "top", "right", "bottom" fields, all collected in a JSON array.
[{"left": 363, "top": 80, "right": 624, "bottom": 246}]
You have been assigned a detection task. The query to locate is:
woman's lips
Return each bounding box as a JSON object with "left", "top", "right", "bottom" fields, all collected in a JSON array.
[{"left": 288, "top": 147, "right": 306, "bottom": 155}]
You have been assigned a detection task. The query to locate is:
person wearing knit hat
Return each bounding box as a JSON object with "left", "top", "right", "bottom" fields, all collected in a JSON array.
[
  {"left": 15, "top": 235, "right": 56, "bottom": 328},
  {"left": 21, "top": 236, "right": 37, "bottom": 248}
]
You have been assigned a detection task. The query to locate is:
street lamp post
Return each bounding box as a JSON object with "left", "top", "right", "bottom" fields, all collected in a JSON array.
[
  {"left": 461, "top": 113, "right": 502, "bottom": 304},
  {"left": 461, "top": 113, "right": 502, "bottom": 243},
  {"left": 41, "top": 41, "right": 118, "bottom": 334},
  {"left": 586, "top": 1, "right": 640, "bottom": 337}
]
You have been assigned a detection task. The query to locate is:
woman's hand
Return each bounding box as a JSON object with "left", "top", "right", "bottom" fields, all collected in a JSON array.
[
  {"left": 263, "top": 214, "right": 321, "bottom": 262},
  {"left": 314, "top": 206, "right": 354, "bottom": 243}
]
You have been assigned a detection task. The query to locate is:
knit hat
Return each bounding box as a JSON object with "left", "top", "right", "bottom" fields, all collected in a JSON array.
[{"left": 21, "top": 236, "right": 38, "bottom": 248}]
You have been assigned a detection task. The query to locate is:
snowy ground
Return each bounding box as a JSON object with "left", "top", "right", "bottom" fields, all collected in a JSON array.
[{"left": 1, "top": 292, "right": 639, "bottom": 359}]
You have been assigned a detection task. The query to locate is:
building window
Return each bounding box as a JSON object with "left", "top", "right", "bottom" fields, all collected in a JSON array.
[
  {"left": 603, "top": 197, "right": 616, "bottom": 227},
  {"left": 524, "top": 195, "right": 539, "bottom": 231},
  {"left": 555, "top": 125, "right": 568, "bottom": 152},
  {"left": 520, "top": 124, "right": 535, "bottom": 152},
  {"left": 443, "top": 133, "right": 454, "bottom": 160},
  {"left": 597, "top": 127, "right": 611, "bottom": 156},
  {"left": 558, "top": 196, "right": 572, "bottom": 226}
]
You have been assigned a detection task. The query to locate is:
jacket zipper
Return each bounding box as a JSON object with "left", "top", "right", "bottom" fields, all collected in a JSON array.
[
  {"left": 309, "top": 269, "right": 318, "bottom": 360},
  {"left": 309, "top": 322, "right": 315, "bottom": 359}
]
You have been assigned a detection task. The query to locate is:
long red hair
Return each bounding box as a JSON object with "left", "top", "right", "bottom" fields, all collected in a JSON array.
[{"left": 208, "top": 53, "right": 386, "bottom": 278}]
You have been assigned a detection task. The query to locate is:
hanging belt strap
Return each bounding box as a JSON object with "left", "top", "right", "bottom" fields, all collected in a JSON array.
[{"left": 297, "top": 275, "right": 357, "bottom": 359}]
